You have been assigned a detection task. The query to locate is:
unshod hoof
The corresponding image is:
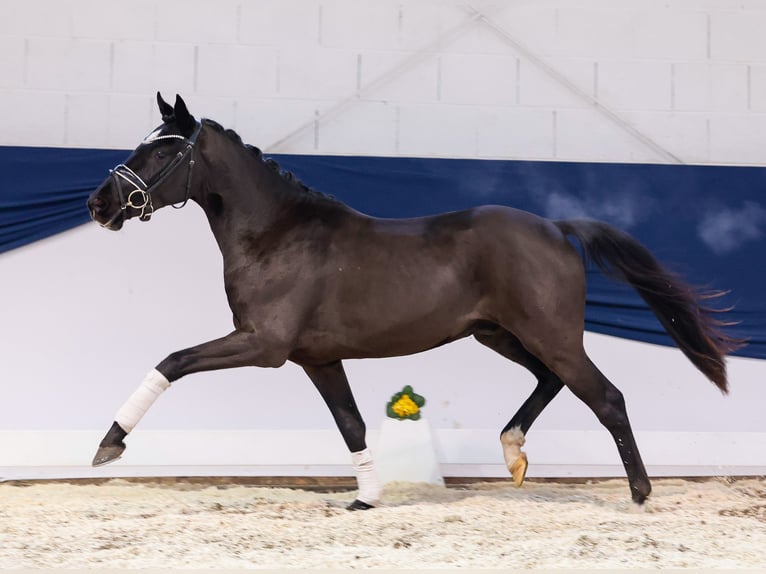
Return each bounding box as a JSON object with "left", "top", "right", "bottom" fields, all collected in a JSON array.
[
  {"left": 346, "top": 499, "right": 375, "bottom": 511},
  {"left": 92, "top": 444, "right": 126, "bottom": 467},
  {"left": 510, "top": 452, "right": 528, "bottom": 487}
]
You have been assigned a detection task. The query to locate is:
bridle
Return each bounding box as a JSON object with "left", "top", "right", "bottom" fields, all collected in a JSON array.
[{"left": 100, "top": 120, "right": 202, "bottom": 228}]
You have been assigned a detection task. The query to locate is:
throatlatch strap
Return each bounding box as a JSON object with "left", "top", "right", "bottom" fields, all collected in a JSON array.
[
  {"left": 351, "top": 448, "right": 382, "bottom": 505},
  {"left": 114, "top": 369, "right": 171, "bottom": 433}
]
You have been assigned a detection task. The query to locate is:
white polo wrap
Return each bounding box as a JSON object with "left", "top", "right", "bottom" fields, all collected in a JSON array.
[
  {"left": 115, "top": 369, "right": 171, "bottom": 433},
  {"left": 351, "top": 448, "right": 382, "bottom": 505}
]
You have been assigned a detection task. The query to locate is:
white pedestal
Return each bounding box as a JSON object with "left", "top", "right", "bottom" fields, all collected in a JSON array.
[{"left": 374, "top": 418, "right": 444, "bottom": 486}]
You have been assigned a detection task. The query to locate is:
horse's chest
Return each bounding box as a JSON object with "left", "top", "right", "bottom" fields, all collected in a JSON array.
[{"left": 222, "top": 265, "right": 317, "bottom": 328}]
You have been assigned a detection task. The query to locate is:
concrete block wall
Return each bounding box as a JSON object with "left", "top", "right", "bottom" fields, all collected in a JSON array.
[{"left": 1, "top": 0, "right": 766, "bottom": 164}]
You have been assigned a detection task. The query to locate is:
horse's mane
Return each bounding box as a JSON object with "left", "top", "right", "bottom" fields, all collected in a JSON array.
[{"left": 201, "top": 118, "right": 335, "bottom": 203}]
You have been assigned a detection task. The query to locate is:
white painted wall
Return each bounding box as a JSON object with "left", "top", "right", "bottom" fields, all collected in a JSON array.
[
  {"left": 2, "top": 0, "right": 766, "bottom": 164},
  {"left": 1, "top": 0, "right": 764, "bottom": 479}
]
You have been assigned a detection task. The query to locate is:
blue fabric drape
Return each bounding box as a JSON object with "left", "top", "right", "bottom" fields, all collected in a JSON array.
[
  {"left": 0, "top": 147, "right": 126, "bottom": 253},
  {"left": 1, "top": 146, "right": 764, "bottom": 358}
]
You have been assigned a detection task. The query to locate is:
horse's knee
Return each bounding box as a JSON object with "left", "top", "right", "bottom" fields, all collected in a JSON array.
[{"left": 157, "top": 349, "right": 193, "bottom": 381}]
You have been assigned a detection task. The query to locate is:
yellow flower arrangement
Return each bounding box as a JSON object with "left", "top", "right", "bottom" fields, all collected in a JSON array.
[
  {"left": 386, "top": 385, "right": 426, "bottom": 420},
  {"left": 392, "top": 394, "right": 420, "bottom": 418}
]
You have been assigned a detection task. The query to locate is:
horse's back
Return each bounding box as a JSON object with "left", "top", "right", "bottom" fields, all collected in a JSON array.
[{"left": 289, "top": 204, "right": 586, "bottom": 362}]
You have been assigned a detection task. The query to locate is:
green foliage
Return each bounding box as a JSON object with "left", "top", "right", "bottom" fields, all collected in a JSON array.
[{"left": 386, "top": 385, "right": 426, "bottom": 420}]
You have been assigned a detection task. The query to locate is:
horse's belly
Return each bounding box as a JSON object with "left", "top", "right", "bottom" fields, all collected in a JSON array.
[{"left": 290, "top": 293, "right": 480, "bottom": 364}]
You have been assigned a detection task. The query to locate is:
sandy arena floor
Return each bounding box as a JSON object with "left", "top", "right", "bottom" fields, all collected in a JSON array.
[{"left": 0, "top": 476, "right": 764, "bottom": 569}]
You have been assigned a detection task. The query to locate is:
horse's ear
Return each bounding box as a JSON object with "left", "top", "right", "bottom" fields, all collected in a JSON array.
[
  {"left": 157, "top": 92, "right": 174, "bottom": 122},
  {"left": 173, "top": 94, "right": 196, "bottom": 135}
]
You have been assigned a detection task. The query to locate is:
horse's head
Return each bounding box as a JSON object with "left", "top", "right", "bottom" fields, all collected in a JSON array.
[{"left": 87, "top": 93, "right": 201, "bottom": 230}]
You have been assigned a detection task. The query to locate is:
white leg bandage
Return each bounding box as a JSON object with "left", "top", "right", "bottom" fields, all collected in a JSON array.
[
  {"left": 501, "top": 426, "right": 526, "bottom": 470},
  {"left": 351, "top": 448, "right": 382, "bottom": 506},
  {"left": 114, "top": 369, "right": 171, "bottom": 433}
]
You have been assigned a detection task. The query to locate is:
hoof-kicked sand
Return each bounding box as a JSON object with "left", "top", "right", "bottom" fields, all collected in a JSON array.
[{"left": 0, "top": 477, "right": 764, "bottom": 569}]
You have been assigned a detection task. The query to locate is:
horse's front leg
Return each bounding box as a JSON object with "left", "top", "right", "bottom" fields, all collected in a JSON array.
[
  {"left": 92, "top": 330, "right": 285, "bottom": 466},
  {"left": 302, "top": 361, "right": 381, "bottom": 511}
]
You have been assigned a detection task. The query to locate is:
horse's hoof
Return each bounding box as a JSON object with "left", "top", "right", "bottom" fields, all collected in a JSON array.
[
  {"left": 92, "top": 444, "right": 125, "bottom": 467},
  {"left": 346, "top": 499, "right": 375, "bottom": 511},
  {"left": 510, "top": 452, "right": 528, "bottom": 487}
]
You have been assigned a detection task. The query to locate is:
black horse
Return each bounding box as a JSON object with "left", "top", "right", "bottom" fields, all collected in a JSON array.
[{"left": 88, "top": 93, "right": 742, "bottom": 509}]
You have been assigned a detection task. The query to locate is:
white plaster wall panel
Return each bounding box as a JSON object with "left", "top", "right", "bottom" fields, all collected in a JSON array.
[
  {"left": 672, "top": 63, "right": 714, "bottom": 111},
  {"left": 596, "top": 60, "right": 673, "bottom": 111},
  {"left": 317, "top": 101, "right": 398, "bottom": 156},
  {"left": 396, "top": 2, "right": 447, "bottom": 51},
  {"left": 191, "top": 96, "right": 238, "bottom": 131},
  {"left": 624, "top": 111, "right": 710, "bottom": 164},
  {"left": 396, "top": 2, "right": 492, "bottom": 53},
  {"left": 235, "top": 98, "right": 318, "bottom": 152},
  {"left": 358, "top": 51, "right": 439, "bottom": 104},
  {"left": 750, "top": 64, "right": 766, "bottom": 112},
  {"left": 709, "top": 113, "right": 766, "bottom": 164},
  {"left": 554, "top": 109, "right": 662, "bottom": 164},
  {"left": 630, "top": 9, "right": 709, "bottom": 61},
  {"left": 68, "top": 0, "right": 159, "bottom": 42},
  {"left": 104, "top": 93, "right": 156, "bottom": 149},
  {"left": 517, "top": 58, "right": 595, "bottom": 109},
  {"left": 319, "top": 0, "right": 402, "bottom": 50},
  {"left": 196, "top": 44, "right": 279, "bottom": 97},
  {"left": 666, "top": 0, "right": 765, "bottom": 10},
  {"left": 154, "top": 0, "right": 240, "bottom": 45},
  {"left": 110, "top": 41, "right": 154, "bottom": 94},
  {"left": 277, "top": 47, "right": 357, "bottom": 100},
  {"left": 238, "top": 0, "right": 320, "bottom": 47},
  {"left": 397, "top": 103, "right": 477, "bottom": 157},
  {"left": 487, "top": 3, "right": 559, "bottom": 57},
  {"left": 672, "top": 64, "right": 750, "bottom": 112},
  {"left": 431, "top": 2, "right": 483, "bottom": 49},
  {"left": 555, "top": 7, "right": 637, "bottom": 60},
  {"left": 25, "top": 38, "right": 111, "bottom": 92},
  {"left": 475, "top": 107, "right": 554, "bottom": 160},
  {"left": 111, "top": 42, "right": 197, "bottom": 97},
  {"left": 65, "top": 92, "right": 110, "bottom": 148},
  {"left": 444, "top": 15, "right": 526, "bottom": 56},
  {"left": 708, "top": 64, "right": 750, "bottom": 112},
  {"left": 0, "top": 90, "right": 67, "bottom": 146},
  {"left": 0, "top": 0, "right": 71, "bottom": 38},
  {"left": 710, "top": 10, "right": 766, "bottom": 63},
  {"left": 438, "top": 53, "right": 517, "bottom": 106},
  {"left": 0, "top": 37, "right": 25, "bottom": 88}
]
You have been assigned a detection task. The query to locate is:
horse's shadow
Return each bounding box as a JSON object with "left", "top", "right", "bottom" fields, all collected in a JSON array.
[{"left": 323, "top": 479, "right": 639, "bottom": 513}]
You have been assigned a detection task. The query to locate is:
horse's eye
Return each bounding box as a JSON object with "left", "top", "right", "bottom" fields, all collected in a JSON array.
[{"left": 155, "top": 150, "right": 167, "bottom": 160}]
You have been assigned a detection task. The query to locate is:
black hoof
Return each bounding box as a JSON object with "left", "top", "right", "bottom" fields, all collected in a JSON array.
[
  {"left": 631, "top": 481, "right": 652, "bottom": 505},
  {"left": 92, "top": 443, "right": 125, "bottom": 467},
  {"left": 346, "top": 499, "right": 376, "bottom": 511},
  {"left": 92, "top": 421, "right": 128, "bottom": 467}
]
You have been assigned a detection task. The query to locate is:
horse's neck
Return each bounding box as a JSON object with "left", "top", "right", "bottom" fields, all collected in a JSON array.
[{"left": 195, "top": 151, "right": 300, "bottom": 258}]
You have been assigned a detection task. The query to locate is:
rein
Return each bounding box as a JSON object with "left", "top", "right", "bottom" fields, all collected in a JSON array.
[{"left": 101, "top": 121, "right": 202, "bottom": 228}]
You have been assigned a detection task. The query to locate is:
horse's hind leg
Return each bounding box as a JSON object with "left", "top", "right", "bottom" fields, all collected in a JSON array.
[
  {"left": 302, "top": 360, "right": 381, "bottom": 511},
  {"left": 549, "top": 349, "right": 652, "bottom": 504},
  {"left": 474, "top": 327, "right": 564, "bottom": 486}
]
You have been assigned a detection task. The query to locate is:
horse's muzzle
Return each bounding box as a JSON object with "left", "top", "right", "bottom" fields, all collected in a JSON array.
[{"left": 87, "top": 189, "right": 124, "bottom": 230}]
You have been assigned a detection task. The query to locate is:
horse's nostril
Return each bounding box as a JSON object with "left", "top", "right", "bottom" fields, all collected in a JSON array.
[{"left": 90, "top": 196, "right": 107, "bottom": 213}]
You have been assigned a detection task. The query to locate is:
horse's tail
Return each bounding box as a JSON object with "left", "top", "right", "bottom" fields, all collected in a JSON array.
[{"left": 555, "top": 218, "right": 745, "bottom": 393}]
